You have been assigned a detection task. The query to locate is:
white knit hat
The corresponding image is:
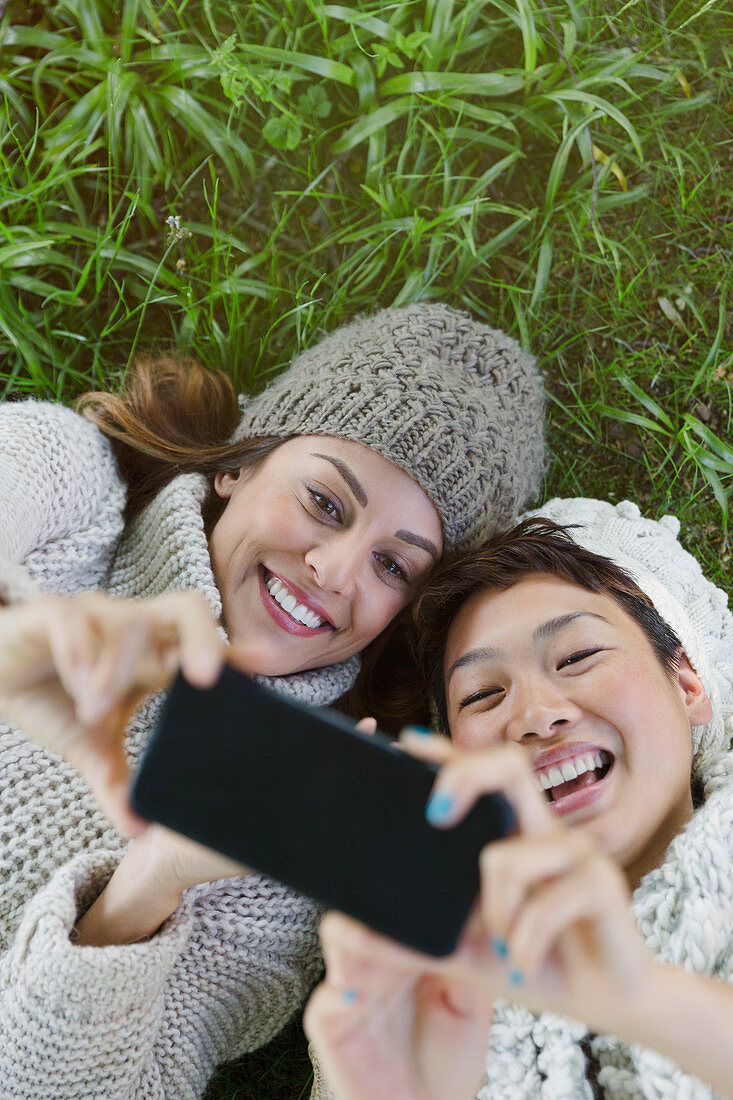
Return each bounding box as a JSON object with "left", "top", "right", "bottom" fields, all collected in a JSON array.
[{"left": 530, "top": 497, "right": 733, "bottom": 780}]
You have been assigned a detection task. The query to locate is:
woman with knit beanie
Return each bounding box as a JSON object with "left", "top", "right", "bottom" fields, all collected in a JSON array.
[
  {"left": 0, "top": 303, "right": 544, "bottom": 1098},
  {"left": 306, "top": 499, "right": 733, "bottom": 1100}
]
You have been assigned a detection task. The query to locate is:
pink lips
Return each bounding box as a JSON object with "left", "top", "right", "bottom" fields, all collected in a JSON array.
[{"left": 258, "top": 567, "right": 334, "bottom": 637}]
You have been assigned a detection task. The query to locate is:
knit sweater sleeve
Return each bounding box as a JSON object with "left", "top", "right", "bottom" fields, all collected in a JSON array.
[
  {"left": 0, "top": 400, "right": 126, "bottom": 604},
  {"left": 0, "top": 847, "right": 323, "bottom": 1099}
]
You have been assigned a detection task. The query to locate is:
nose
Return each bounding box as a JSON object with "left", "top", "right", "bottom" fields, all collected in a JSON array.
[
  {"left": 304, "top": 536, "right": 358, "bottom": 596},
  {"left": 504, "top": 676, "right": 581, "bottom": 743}
]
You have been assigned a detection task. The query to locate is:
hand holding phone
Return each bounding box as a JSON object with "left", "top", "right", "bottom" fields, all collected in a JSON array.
[{"left": 131, "top": 666, "right": 514, "bottom": 956}]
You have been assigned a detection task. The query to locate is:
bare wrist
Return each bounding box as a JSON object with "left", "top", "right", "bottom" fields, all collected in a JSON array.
[{"left": 73, "top": 844, "right": 184, "bottom": 947}]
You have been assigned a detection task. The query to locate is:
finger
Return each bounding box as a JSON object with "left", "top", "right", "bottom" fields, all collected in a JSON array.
[
  {"left": 66, "top": 705, "right": 147, "bottom": 837},
  {"left": 148, "top": 592, "right": 223, "bottom": 687},
  {"left": 355, "top": 717, "right": 378, "bottom": 735},
  {"left": 481, "top": 831, "right": 594, "bottom": 953},
  {"left": 320, "top": 912, "right": 440, "bottom": 985},
  {"left": 508, "top": 855, "right": 634, "bottom": 984},
  {"left": 77, "top": 614, "right": 154, "bottom": 725},
  {"left": 46, "top": 597, "right": 98, "bottom": 700},
  {"left": 399, "top": 729, "right": 455, "bottom": 763},
  {"left": 420, "top": 743, "right": 556, "bottom": 834}
]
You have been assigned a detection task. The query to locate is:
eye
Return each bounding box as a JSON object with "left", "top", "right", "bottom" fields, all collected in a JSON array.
[
  {"left": 308, "top": 488, "right": 342, "bottom": 521},
  {"left": 373, "top": 552, "right": 409, "bottom": 585},
  {"left": 558, "top": 647, "right": 602, "bottom": 669},
  {"left": 458, "top": 687, "right": 504, "bottom": 711}
]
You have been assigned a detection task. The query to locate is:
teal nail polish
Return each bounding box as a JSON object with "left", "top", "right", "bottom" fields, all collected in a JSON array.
[
  {"left": 491, "top": 937, "right": 508, "bottom": 959},
  {"left": 407, "top": 724, "right": 432, "bottom": 736},
  {"left": 426, "top": 790, "right": 454, "bottom": 825},
  {"left": 508, "top": 967, "right": 524, "bottom": 987},
  {"left": 341, "top": 989, "right": 358, "bottom": 1004}
]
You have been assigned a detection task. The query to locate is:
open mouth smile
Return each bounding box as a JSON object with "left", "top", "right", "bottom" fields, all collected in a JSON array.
[
  {"left": 534, "top": 746, "right": 614, "bottom": 815},
  {"left": 259, "top": 566, "right": 335, "bottom": 636}
]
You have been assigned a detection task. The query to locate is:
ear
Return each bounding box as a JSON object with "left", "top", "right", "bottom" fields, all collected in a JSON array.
[
  {"left": 676, "top": 652, "right": 713, "bottom": 727},
  {"left": 213, "top": 470, "right": 242, "bottom": 499}
]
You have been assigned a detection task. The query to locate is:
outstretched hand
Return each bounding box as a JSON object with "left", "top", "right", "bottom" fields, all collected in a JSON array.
[{"left": 0, "top": 591, "right": 227, "bottom": 835}]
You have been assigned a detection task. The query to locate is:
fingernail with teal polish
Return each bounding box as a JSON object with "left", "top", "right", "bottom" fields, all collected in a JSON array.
[
  {"left": 491, "top": 937, "right": 508, "bottom": 959},
  {"left": 341, "top": 989, "right": 358, "bottom": 1005},
  {"left": 406, "top": 724, "right": 432, "bottom": 736},
  {"left": 508, "top": 967, "right": 524, "bottom": 987},
  {"left": 426, "top": 790, "right": 454, "bottom": 825}
]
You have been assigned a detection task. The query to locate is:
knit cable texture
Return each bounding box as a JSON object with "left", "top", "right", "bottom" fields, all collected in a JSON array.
[{"left": 0, "top": 401, "right": 359, "bottom": 1099}]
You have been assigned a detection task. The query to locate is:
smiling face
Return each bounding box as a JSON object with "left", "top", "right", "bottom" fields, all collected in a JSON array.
[
  {"left": 208, "top": 435, "right": 443, "bottom": 676},
  {"left": 443, "top": 574, "right": 712, "bottom": 885}
]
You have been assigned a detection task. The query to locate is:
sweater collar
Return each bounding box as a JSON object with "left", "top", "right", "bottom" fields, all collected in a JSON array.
[{"left": 107, "top": 473, "right": 359, "bottom": 707}]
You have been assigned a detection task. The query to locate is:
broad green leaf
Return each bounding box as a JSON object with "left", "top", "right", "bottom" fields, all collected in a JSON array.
[
  {"left": 235, "top": 45, "right": 355, "bottom": 87},
  {"left": 321, "top": 6, "right": 398, "bottom": 42},
  {"left": 597, "top": 405, "right": 671, "bottom": 435},
  {"left": 533, "top": 89, "right": 643, "bottom": 160},
  {"left": 332, "top": 97, "right": 414, "bottom": 153},
  {"left": 381, "top": 71, "right": 524, "bottom": 96}
]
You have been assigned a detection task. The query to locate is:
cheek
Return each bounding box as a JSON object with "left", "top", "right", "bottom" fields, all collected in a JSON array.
[
  {"left": 358, "top": 587, "right": 408, "bottom": 636},
  {"left": 449, "top": 713, "right": 501, "bottom": 751},
  {"left": 249, "top": 494, "right": 312, "bottom": 547}
]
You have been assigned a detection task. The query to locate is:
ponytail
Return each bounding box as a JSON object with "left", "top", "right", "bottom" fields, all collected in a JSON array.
[{"left": 77, "top": 355, "right": 282, "bottom": 521}]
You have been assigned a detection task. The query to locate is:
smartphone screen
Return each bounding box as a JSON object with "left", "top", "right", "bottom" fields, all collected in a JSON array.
[{"left": 131, "top": 665, "right": 514, "bottom": 956}]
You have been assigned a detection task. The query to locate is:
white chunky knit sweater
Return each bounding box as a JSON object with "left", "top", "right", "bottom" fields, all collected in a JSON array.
[
  {"left": 310, "top": 497, "right": 733, "bottom": 1100},
  {"left": 0, "top": 400, "right": 359, "bottom": 1100}
]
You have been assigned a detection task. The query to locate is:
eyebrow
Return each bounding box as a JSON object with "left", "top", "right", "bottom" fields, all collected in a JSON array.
[
  {"left": 445, "top": 611, "right": 610, "bottom": 684},
  {"left": 312, "top": 453, "right": 368, "bottom": 507},
  {"left": 395, "top": 530, "right": 440, "bottom": 562},
  {"left": 312, "top": 454, "right": 440, "bottom": 562}
]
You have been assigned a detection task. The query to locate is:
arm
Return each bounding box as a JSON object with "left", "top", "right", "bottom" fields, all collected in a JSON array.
[
  {"left": 0, "top": 850, "right": 324, "bottom": 1099},
  {"left": 74, "top": 824, "right": 249, "bottom": 946},
  {"left": 607, "top": 961, "right": 733, "bottom": 1096},
  {"left": 0, "top": 400, "right": 126, "bottom": 604}
]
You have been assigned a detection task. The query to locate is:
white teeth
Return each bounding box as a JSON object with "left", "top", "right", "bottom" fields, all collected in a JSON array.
[
  {"left": 535, "top": 749, "right": 611, "bottom": 797},
  {"left": 265, "top": 574, "right": 325, "bottom": 629}
]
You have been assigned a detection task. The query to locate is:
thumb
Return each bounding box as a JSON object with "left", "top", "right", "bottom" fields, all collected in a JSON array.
[{"left": 69, "top": 704, "right": 147, "bottom": 837}]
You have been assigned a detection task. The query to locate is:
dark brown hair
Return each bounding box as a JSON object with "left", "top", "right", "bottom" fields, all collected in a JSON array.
[
  {"left": 412, "top": 517, "right": 682, "bottom": 734},
  {"left": 76, "top": 354, "right": 283, "bottom": 526}
]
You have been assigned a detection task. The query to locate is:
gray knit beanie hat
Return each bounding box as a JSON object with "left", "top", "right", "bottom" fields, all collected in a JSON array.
[{"left": 233, "top": 303, "right": 545, "bottom": 552}]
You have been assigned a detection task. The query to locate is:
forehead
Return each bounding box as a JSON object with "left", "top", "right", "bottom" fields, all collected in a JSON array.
[{"left": 444, "top": 574, "right": 639, "bottom": 669}]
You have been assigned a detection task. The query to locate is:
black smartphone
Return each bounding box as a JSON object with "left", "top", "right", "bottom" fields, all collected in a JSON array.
[{"left": 131, "top": 665, "right": 514, "bottom": 957}]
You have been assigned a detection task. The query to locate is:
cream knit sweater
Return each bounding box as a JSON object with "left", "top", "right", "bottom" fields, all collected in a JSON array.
[{"left": 0, "top": 400, "right": 358, "bottom": 1100}]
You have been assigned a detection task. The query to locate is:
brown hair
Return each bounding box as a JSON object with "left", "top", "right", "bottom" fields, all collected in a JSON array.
[
  {"left": 412, "top": 517, "right": 682, "bottom": 734},
  {"left": 76, "top": 355, "right": 284, "bottom": 526}
]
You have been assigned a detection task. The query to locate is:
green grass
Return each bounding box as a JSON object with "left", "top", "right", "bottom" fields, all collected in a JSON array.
[{"left": 2, "top": 0, "right": 732, "bottom": 1095}]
